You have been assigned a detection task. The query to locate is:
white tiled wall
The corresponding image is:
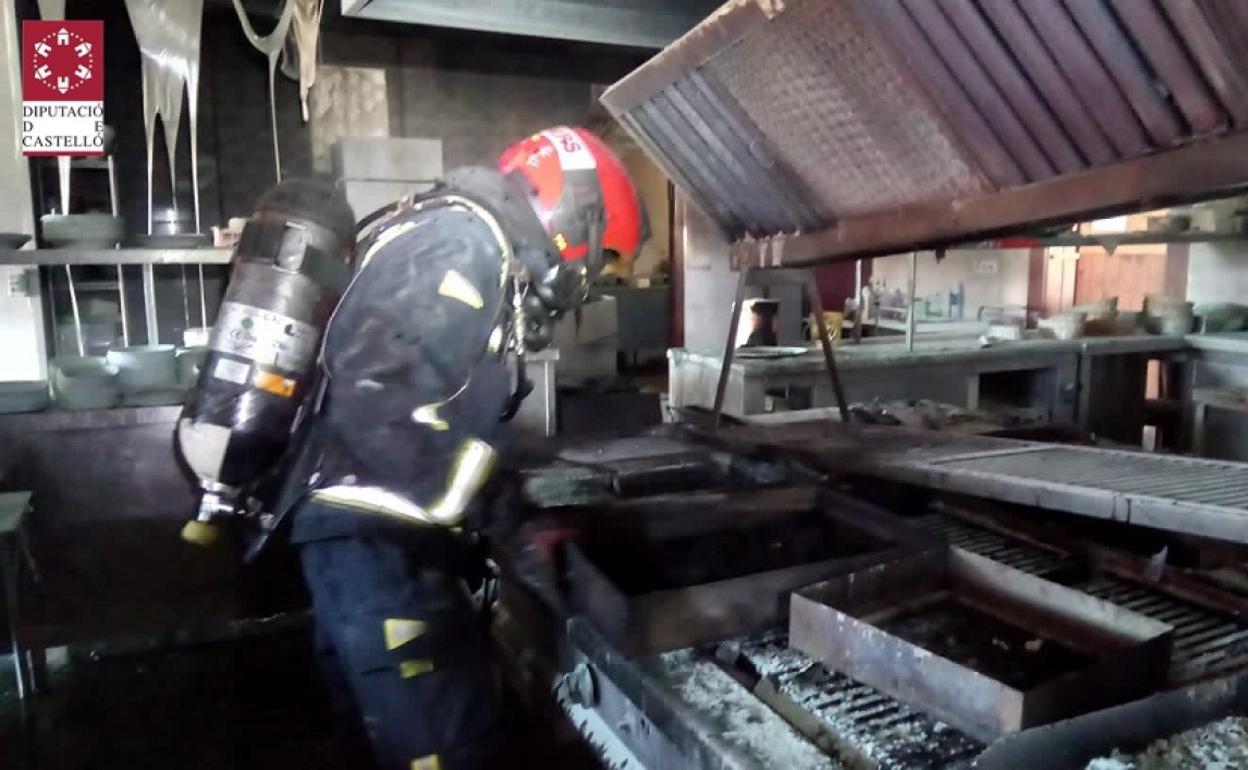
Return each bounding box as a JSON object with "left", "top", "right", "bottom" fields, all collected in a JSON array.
[
  {"left": 0, "top": 2, "right": 45, "bottom": 380},
  {"left": 871, "top": 248, "right": 1031, "bottom": 319},
  {"left": 1187, "top": 242, "right": 1248, "bottom": 305}
]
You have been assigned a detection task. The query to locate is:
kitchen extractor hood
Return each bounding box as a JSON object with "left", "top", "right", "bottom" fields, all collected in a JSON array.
[
  {"left": 602, "top": 0, "right": 1248, "bottom": 266},
  {"left": 339, "top": 0, "right": 722, "bottom": 48}
]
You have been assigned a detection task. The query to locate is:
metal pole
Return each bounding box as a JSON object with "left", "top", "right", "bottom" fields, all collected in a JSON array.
[
  {"left": 117, "top": 266, "right": 129, "bottom": 347},
  {"left": 64, "top": 265, "right": 84, "bottom": 356},
  {"left": 806, "top": 270, "right": 850, "bottom": 422},
  {"left": 197, "top": 264, "right": 208, "bottom": 328},
  {"left": 906, "top": 249, "right": 919, "bottom": 353},
  {"left": 143, "top": 264, "right": 159, "bottom": 345},
  {"left": 2, "top": 539, "right": 26, "bottom": 701},
  {"left": 108, "top": 156, "right": 129, "bottom": 347},
  {"left": 712, "top": 267, "right": 751, "bottom": 429},
  {"left": 180, "top": 265, "right": 191, "bottom": 332},
  {"left": 851, "top": 258, "right": 865, "bottom": 346},
  {"left": 106, "top": 156, "right": 119, "bottom": 217}
]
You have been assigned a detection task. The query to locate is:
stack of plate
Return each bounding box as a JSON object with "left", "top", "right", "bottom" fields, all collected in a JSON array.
[
  {"left": 0, "top": 381, "right": 51, "bottom": 414},
  {"left": 41, "top": 214, "right": 125, "bottom": 249},
  {"left": 1144, "top": 295, "right": 1195, "bottom": 335},
  {"left": 1114, "top": 311, "right": 1145, "bottom": 335},
  {"left": 127, "top": 233, "right": 212, "bottom": 249},
  {"left": 1038, "top": 311, "right": 1087, "bottom": 341},
  {"left": 1195, "top": 303, "right": 1248, "bottom": 333},
  {"left": 1073, "top": 297, "right": 1118, "bottom": 336},
  {"left": 0, "top": 233, "right": 31, "bottom": 249},
  {"left": 50, "top": 356, "right": 120, "bottom": 410},
  {"left": 106, "top": 345, "right": 186, "bottom": 407}
]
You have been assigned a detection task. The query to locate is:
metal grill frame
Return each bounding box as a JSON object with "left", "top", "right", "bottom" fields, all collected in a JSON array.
[
  {"left": 848, "top": 442, "right": 1248, "bottom": 544},
  {"left": 716, "top": 423, "right": 1248, "bottom": 546}
]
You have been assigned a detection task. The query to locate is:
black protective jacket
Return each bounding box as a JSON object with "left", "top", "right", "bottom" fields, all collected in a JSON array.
[{"left": 271, "top": 167, "right": 556, "bottom": 545}]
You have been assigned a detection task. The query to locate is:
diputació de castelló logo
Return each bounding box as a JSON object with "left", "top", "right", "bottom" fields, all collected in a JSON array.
[{"left": 21, "top": 20, "right": 105, "bottom": 157}]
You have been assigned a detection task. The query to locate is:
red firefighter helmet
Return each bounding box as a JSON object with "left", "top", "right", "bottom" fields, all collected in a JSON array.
[{"left": 499, "top": 127, "right": 645, "bottom": 272}]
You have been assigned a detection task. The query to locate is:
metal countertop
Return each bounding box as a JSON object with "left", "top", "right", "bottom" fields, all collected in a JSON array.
[
  {"left": 671, "top": 335, "right": 1188, "bottom": 374},
  {"left": 0, "top": 406, "right": 181, "bottom": 433}
]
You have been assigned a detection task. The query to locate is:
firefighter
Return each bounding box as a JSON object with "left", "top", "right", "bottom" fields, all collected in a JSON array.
[{"left": 276, "top": 127, "right": 645, "bottom": 770}]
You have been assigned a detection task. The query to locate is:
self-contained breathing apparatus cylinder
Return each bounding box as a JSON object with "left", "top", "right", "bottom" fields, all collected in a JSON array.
[{"left": 177, "top": 180, "right": 355, "bottom": 545}]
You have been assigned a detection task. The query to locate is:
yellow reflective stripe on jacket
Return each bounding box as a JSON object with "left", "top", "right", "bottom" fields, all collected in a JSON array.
[{"left": 310, "top": 439, "right": 497, "bottom": 527}]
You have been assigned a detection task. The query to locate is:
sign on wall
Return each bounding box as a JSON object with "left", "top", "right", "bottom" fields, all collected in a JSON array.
[{"left": 21, "top": 20, "right": 104, "bottom": 156}]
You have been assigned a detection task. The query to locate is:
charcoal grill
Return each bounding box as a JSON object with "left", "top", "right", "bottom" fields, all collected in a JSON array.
[
  {"left": 919, "top": 509, "right": 1248, "bottom": 686},
  {"left": 565, "top": 485, "right": 933, "bottom": 655},
  {"left": 790, "top": 548, "right": 1174, "bottom": 741}
]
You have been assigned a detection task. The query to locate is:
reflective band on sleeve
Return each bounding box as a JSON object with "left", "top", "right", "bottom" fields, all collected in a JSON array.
[
  {"left": 384, "top": 619, "right": 427, "bottom": 650},
  {"left": 310, "top": 438, "right": 496, "bottom": 527},
  {"left": 437, "top": 269, "right": 484, "bottom": 309},
  {"left": 399, "top": 659, "right": 435, "bottom": 679},
  {"left": 411, "top": 403, "right": 449, "bottom": 431},
  {"left": 311, "top": 486, "right": 433, "bottom": 522}
]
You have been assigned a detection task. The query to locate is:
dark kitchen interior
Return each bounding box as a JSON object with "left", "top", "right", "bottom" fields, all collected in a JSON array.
[{"left": 7, "top": 1, "right": 1248, "bottom": 769}]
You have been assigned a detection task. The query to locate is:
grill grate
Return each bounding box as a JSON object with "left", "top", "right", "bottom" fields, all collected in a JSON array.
[
  {"left": 1079, "top": 577, "right": 1248, "bottom": 684},
  {"left": 915, "top": 511, "right": 1248, "bottom": 685},
  {"left": 910, "top": 512, "right": 1075, "bottom": 577},
  {"left": 845, "top": 436, "right": 1248, "bottom": 545},
  {"left": 731, "top": 630, "right": 983, "bottom": 770},
  {"left": 931, "top": 448, "right": 1248, "bottom": 508}
]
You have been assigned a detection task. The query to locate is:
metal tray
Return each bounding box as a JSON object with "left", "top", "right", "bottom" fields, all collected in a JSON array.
[
  {"left": 790, "top": 547, "right": 1174, "bottom": 742},
  {"left": 566, "top": 485, "right": 933, "bottom": 656}
]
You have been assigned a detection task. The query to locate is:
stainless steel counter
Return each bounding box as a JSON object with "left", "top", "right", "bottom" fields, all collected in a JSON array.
[
  {"left": 670, "top": 335, "right": 1191, "bottom": 431},
  {"left": 0, "top": 405, "right": 181, "bottom": 432},
  {"left": 1186, "top": 332, "right": 1248, "bottom": 354},
  {"left": 670, "top": 338, "right": 1084, "bottom": 421},
  {"left": 0, "top": 248, "right": 231, "bottom": 266}
]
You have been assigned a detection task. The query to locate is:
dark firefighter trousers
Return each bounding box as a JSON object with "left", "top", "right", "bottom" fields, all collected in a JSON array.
[{"left": 296, "top": 503, "right": 507, "bottom": 770}]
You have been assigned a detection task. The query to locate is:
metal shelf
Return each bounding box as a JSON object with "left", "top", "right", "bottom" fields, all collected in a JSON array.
[
  {"left": 69, "top": 280, "right": 120, "bottom": 291},
  {"left": 960, "top": 231, "right": 1248, "bottom": 250},
  {"left": 70, "top": 157, "right": 110, "bottom": 170},
  {"left": 0, "top": 248, "right": 231, "bottom": 266}
]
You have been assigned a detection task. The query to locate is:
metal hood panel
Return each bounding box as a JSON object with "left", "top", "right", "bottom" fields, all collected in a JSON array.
[
  {"left": 340, "top": 0, "right": 722, "bottom": 48},
  {"left": 602, "top": 0, "right": 1248, "bottom": 265}
]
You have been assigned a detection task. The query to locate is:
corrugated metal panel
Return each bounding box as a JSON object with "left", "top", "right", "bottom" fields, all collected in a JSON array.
[
  {"left": 603, "top": 0, "right": 1248, "bottom": 264},
  {"left": 339, "top": 0, "right": 721, "bottom": 49}
]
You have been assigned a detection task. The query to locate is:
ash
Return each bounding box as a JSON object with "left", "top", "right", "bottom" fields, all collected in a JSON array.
[
  {"left": 726, "top": 631, "right": 980, "bottom": 769},
  {"left": 1085, "top": 717, "right": 1248, "bottom": 769},
  {"left": 649, "top": 650, "right": 843, "bottom": 770}
]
